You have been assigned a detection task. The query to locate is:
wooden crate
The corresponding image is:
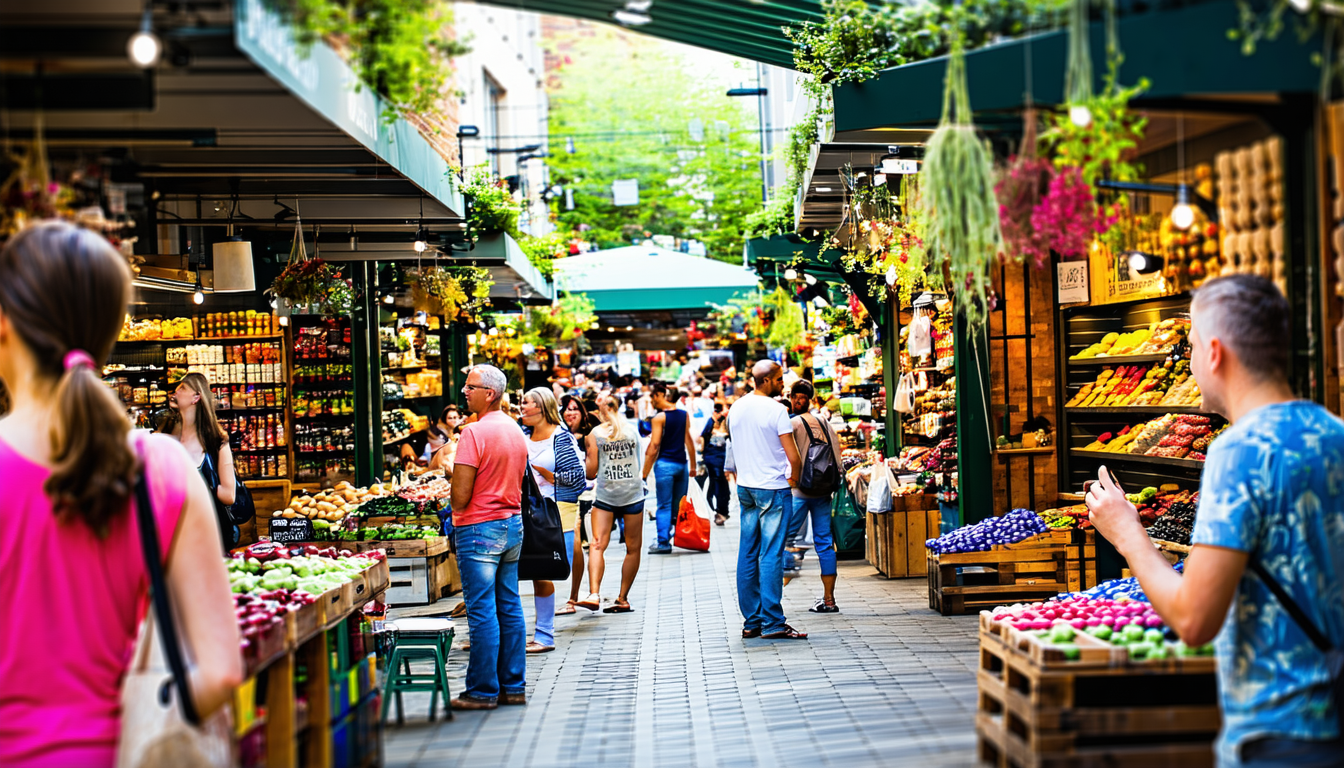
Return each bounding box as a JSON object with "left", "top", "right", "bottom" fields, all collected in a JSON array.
[
  {"left": 384, "top": 551, "right": 457, "bottom": 605},
  {"left": 976, "top": 622, "right": 1219, "bottom": 768},
  {"left": 869, "top": 504, "right": 941, "bottom": 579},
  {"left": 927, "top": 533, "right": 1070, "bottom": 615}
]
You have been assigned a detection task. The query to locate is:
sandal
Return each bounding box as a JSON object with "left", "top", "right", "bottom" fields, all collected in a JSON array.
[
  {"left": 809, "top": 598, "right": 840, "bottom": 614},
  {"left": 449, "top": 602, "right": 467, "bottom": 619},
  {"left": 526, "top": 641, "right": 555, "bottom": 654},
  {"left": 575, "top": 594, "right": 602, "bottom": 611},
  {"left": 761, "top": 624, "right": 808, "bottom": 640},
  {"left": 602, "top": 600, "right": 633, "bottom": 614},
  {"left": 555, "top": 601, "right": 578, "bottom": 616}
]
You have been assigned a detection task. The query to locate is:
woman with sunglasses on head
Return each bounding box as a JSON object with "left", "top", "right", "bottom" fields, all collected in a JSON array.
[
  {"left": 559, "top": 395, "right": 595, "bottom": 614},
  {"left": 158, "top": 371, "right": 238, "bottom": 552},
  {"left": 0, "top": 222, "right": 241, "bottom": 767},
  {"left": 519, "top": 388, "right": 587, "bottom": 652}
]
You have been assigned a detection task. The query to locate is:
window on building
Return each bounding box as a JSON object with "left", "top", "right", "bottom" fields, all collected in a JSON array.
[{"left": 484, "top": 73, "right": 505, "bottom": 176}]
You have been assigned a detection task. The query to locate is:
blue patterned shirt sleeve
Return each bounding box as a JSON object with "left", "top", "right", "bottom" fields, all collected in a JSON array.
[{"left": 1190, "top": 402, "right": 1344, "bottom": 764}]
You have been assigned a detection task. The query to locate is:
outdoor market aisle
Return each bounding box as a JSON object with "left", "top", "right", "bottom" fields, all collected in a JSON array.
[{"left": 384, "top": 514, "right": 981, "bottom": 768}]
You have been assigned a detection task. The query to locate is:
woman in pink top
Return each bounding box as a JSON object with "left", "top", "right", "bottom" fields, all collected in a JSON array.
[{"left": 0, "top": 222, "right": 243, "bottom": 768}]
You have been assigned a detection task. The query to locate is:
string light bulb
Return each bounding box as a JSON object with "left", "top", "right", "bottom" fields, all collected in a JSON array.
[
  {"left": 1170, "top": 186, "right": 1195, "bottom": 230},
  {"left": 784, "top": 268, "right": 798, "bottom": 281},
  {"left": 127, "top": 7, "right": 161, "bottom": 69},
  {"left": 1069, "top": 105, "right": 1092, "bottom": 127}
]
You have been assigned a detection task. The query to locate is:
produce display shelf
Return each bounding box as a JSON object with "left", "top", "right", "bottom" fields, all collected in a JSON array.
[
  {"left": 1065, "top": 406, "right": 1206, "bottom": 415},
  {"left": 993, "top": 447, "right": 1055, "bottom": 459},
  {"left": 244, "top": 479, "right": 290, "bottom": 489},
  {"left": 1066, "top": 353, "right": 1170, "bottom": 367},
  {"left": 117, "top": 333, "right": 288, "bottom": 344},
  {"left": 1071, "top": 449, "right": 1204, "bottom": 469}
]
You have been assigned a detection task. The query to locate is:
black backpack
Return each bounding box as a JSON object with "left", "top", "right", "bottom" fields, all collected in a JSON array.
[{"left": 797, "top": 414, "right": 840, "bottom": 495}]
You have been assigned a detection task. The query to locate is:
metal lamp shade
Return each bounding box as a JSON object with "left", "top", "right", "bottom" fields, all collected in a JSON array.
[{"left": 212, "top": 238, "right": 256, "bottom": 292}]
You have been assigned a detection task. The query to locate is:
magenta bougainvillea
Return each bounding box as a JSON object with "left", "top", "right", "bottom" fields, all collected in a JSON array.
[
  {"left": 996, "top": 155, "right": 1054, "bottom": 268},
  {"left": 1030, "top": 167, "right": 1117, "bottom": 260}
]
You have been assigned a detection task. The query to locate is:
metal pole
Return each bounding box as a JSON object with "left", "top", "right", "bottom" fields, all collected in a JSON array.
[{"left": 756, "top": 62, "right": 769, "bottom": 204}]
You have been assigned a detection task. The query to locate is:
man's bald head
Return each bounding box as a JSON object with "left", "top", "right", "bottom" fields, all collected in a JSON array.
[
  {"left": 751, "top": 359, "right": 784, "bottom": 397},
  {"left": 751, "top": 359, "right": 779, "bottom": 384}
]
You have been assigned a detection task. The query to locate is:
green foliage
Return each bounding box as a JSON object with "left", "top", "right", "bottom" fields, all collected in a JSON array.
[
  {"left": 762, "top": 287, "right": 806, "bottom": 351},
  {"left": 920, "top": 37, "right": 1002, "bottom": 329},
  {"left": 546, "top": 27, "right": 761, "bottom": 263},
  {"left": 785, "top": 0, "right": 1071, "bottom": 87},
  {"left": 744, "top": 196, "right": 796, "bottom": 240},
  {"left": 276, "top": 0, "right": 470, "bottom": 122},
  {"left": 459, "top": 166, "right": 561, "bottom": 279},
  {"left": 1228, "top": 0, "right": 1323, "bottom": 55},
  {"left": 406, "top": 264, "right": 493, "bottom": 324}
]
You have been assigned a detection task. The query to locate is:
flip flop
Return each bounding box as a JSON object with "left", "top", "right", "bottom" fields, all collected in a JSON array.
[
  {"left": 602, "top": 601, "right": 634, "bottom": 614},
  {"left": 526, "top": 641, "right": 555, "bottom": 654},
  {"left": 555, "top": 601, "right": 578, "bottom": 616},
  {"left": 575, "top": 594, "right": 602, "bottom": 611}
]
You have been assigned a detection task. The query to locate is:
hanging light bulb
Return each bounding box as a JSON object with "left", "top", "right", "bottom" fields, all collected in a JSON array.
[
  {"left": 488, "top": 327, "right": 499, "bottom": 336},
  {"left": 813, "top": 295, "right": 829, "bottom": 309},
  {"left": 1170, "top": 186, "right": 1195, "bottom": 230},
  {"left": 467, "top": 333, "right": 477, "bottom": 345},
  {"left": 804, "top": 273, "right": 817, "bottom": 286},
  {"left": 1069, "top": 104, "right": 1092, "bottom": 127},
  {"left": 383, "top": 292, "right": 395, "bottom": 305},
  {"left": 278, "top": 315, "right": 289, "bottom": 327},
  {"left": 784, "top": 268, "right": 798, "bottom": 281},
  {"left": 192, "top": 273, "right": 204, "bottom": 305},
  {"left": 413, "top": 238, "right": 427, "bottom": 253},
  {"left": 127, "top": 7, "right": 161, "bottom": 69},
  {"left": 885, "top": 265, "right": 897, "bottom": 286}
]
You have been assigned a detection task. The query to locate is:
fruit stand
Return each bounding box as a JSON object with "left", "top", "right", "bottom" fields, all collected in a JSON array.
[{"left": 228, "top": 543, "right": 392, "bottom": 768}]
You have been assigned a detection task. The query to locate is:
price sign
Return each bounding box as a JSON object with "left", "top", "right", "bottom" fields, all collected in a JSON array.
[
  {"left": 881, "top": 158, "right": 920, "bottom": 175},
  {"left": 269, "top": 517, "right": 314, "bottom": 543}
]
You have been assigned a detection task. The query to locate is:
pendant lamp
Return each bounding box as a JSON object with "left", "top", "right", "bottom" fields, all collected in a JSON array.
[{"left": 212, "top": 197, "right": 256, "bottom": 292}]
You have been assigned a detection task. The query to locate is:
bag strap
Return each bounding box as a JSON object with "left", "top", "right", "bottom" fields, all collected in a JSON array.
[
  {"left": 1248, "top": 559, "right": 1334, "bottom": 653},
  {"left": 133, "top": 453, "right": 202, "bottom": 726},
  {"left": 801, "top": 413, "right": 827, "bottom": 447}
]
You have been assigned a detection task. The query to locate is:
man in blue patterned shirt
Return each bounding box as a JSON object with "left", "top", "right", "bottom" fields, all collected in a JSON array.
[{"left": 1088, "top": 274, "right": 1343, "bottom": 767}]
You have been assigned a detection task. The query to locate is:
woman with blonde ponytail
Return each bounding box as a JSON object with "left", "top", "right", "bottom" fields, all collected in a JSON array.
[{"left": 0, "top": 221, "right": 242, "bottom": 767}]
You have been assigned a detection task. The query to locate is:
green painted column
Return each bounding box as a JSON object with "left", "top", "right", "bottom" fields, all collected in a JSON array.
[
  {"left": 882, "top": 295, "right": 900, "bottom": 458},
  {"left": 955, "top": 313, "right": 993, "bottom": 525},
  {"left": 446, "top": 324, "right": 470, "bottom": 405},
  {"left": 350, "top": 262, "right": 383, "bottom": 485}
]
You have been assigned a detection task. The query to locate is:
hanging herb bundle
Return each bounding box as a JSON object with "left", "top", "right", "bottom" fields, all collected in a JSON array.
[
  {"left": 918, "top": 34, "right": 1002, "bottom": 327},
  {"left": 762, "top": 287, "right": 806, "bottom": 351},
  {"left": 1032, "top": 167, "right": 1118, "bottom": 259}
]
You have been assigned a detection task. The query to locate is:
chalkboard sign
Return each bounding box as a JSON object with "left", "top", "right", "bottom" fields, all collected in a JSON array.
[{"left": 269, "top": 517, "right": 314, "bottom": 544}]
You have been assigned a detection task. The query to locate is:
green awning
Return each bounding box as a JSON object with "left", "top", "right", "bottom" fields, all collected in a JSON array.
[
  {"left": 472, "top": 0, "right": 823, "bottom": 68},
  {"left": 233, "top": 0, "right": 464, "bottom": 217},
  {"left": 833, "top": 0, "right": 1324, "bottom": 134},
  {"left": 555, "top": 245, "right": 761, "bottom": 312}
]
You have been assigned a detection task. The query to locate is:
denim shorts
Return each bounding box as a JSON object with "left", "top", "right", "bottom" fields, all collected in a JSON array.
[{"left": 593, "top": 499, "right": 645, "bottom": 516}]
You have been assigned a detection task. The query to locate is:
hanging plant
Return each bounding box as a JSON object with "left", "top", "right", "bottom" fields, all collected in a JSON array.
[
  {"left": 996, "top": 108, "right": 1056, "bottom": 268},
  {"left": 406, "top": 264, "right": 493, "bottom": 324},
  {"left": 762, "top": 286, "right": 806, "bottom": 350},
  {"left": 918, "top": 34, "right": 1002, "bottom": 328},
  {"left": 268, "top": 221, "right": 351, "bottom": 317},
  {"left": 1032, "top": 167, "right": 1118, "bottom": 260}
]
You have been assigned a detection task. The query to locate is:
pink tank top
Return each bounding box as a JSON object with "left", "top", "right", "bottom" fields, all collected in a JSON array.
[{"left": 0, "top": 432, "right": 191, "bottom": 768}]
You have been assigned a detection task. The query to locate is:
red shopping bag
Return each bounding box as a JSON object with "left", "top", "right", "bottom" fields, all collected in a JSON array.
[{"left": 673, "top": 480, "right": 712, "bottom": 552}]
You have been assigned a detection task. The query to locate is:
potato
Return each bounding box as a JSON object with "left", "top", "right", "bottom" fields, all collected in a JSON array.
[
  {"left": 299, "top": 496, "right": 313, "bottom": 505},
  {"left": 282, "top": 510, "right": 297, "bottom": 519},
  {"left": 272, "top": 510, "right": 283, "bottom": 518},
  {"left": 316, "top": 501, "right": 337, "bottom": 513}
]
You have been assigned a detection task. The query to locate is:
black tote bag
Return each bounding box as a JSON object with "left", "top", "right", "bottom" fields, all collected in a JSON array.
[{"left": 517, "top": 468, "right": 571, "bottom": 581}]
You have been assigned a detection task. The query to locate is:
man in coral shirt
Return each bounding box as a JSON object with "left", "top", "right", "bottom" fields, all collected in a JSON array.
[{"left": 449, "top": 364, "right": 530, "bottom": 710}]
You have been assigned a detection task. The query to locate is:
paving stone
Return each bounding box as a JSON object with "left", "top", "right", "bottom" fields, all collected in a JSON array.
[{"left": 385, "top": 510, "right": 980, "bottom": 767}]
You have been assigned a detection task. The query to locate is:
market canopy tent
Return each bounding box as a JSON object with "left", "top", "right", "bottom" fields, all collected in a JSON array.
[{"left": 554, "top": 245, "right": 760, "bottom": 312}]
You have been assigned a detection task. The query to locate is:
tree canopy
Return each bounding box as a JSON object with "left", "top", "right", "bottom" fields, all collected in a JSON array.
[{"left": 545, "top": 25, "right": 762, "bottom": 264}]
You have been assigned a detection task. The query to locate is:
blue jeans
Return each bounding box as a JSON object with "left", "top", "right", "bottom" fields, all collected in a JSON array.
[
  {"left": 786, "top": 495, "right": 836, "bottom": 576},
  {"left": 1236, "top": 737, "right": 1344, "bottom": 767},
  {"left": 736, "top": 486, "right": 791, "bottom": 634},
  {"left": 654, "top": 458, "right": 689, "bottom": 547},
  {"left": 453, "top": 515, "right": 526, "bottom": 701}
]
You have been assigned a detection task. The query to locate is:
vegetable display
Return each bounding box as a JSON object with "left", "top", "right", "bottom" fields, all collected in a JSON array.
[
  {"left": 313, "top": 522, "right": 440, "bottom": 543},
  {"left": 1069, "top": 318, "right": 1189, "bottom": 360},
  {"left": 1147, "top": 499, "right": 1198, "bottom": 545},
  {"left": 273, "top": 480, "right": 400, "bottom": 522},
  {"left": 990, "top": 591, "right": 1214, "bottom": 661},
  {"left": 1066, "top": 361, "right": 1202, "bottom": 410},
  {"left": 228, "top": 543, "right": 382, "bottom": 595},
  {"left": 925, "top": 509, "right": 1049, "bottom": 554}
]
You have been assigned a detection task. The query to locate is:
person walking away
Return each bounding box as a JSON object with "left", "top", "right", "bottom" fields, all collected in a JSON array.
[
  {"left": 0, "top": 222, "right": 242, "bottom": 767},
  {"left": 699, "top": 403, "right": 732, "bottom": 526},
  {"left": 560, "top": 395, "right": 595, "bottom": 614},
  {"left": 785, "top": 380, "right": 843, "bottom": 612},
  {"left": 518, "top": 388, "right": 586, "bottom": 652},
  {"left": 1086, "top": 275, "right": 1344, "bottom": 766},
  {"left": 581, "top": 392, "right": 646, "bottom": 612},
  {"left": 641, "top": 382, "right": 697, "bottom": 554},
  {"left": 448, "top": 364, "right": 529, "bottom": 710},
  {"left": 728, "top": 361, "right": 805, "bottom": 640},
  {"left": 158, "top": 371, "right": 239, "bottom": 551}
]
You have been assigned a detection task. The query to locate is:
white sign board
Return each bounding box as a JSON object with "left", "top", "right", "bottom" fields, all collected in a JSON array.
[
  {"left": 612, "top": 179, "right": 639, "bottom": 206},
  {"left": 881, "top": 158, "right": 920, "bottom": 175},
  {"left": 1057, "top": 260, "right": 1090, "bottom": 304}
]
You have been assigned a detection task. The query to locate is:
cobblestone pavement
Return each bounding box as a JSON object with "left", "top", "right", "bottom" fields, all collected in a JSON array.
[{"left": 384, "top": 510, "right": 982, "bottom": 768}]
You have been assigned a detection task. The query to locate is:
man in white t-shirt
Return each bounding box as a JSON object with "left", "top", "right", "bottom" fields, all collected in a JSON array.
[{"left": 727, "top": 360, "right": 805, "bottom": 640}]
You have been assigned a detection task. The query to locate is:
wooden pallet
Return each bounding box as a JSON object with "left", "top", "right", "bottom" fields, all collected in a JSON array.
[
  {"left": 927, "top": 534, "right": 1069, "bottom": 615},
  {"left": 976, "top": 622, "right": 1219, "bottom": 768}
]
